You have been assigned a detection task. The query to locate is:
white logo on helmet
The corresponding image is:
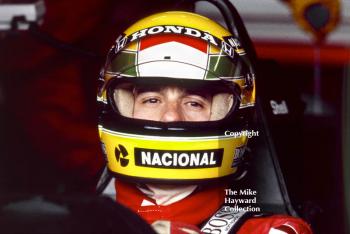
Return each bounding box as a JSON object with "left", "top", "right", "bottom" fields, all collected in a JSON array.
[{"left": 129, "top": 25, "right": 219, "bottom": 46}]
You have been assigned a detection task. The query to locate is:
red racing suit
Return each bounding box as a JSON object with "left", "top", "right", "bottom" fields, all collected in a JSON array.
[{"left": 114, "top": 180, "right": 313, "bottom": 234}]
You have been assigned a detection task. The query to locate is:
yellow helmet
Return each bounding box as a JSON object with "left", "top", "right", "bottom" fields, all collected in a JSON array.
[{"left": 97, "top": 11, "right": 256, "bottom": 184}]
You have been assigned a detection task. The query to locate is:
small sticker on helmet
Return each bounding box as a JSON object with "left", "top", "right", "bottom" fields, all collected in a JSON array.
[{"left": 232, "top": 146, "right": 246, "bottom": 167}]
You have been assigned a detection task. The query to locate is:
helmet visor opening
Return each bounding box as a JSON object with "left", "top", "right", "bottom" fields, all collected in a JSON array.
[{"left": 107, "top": 77, "right": 241, "bottom": 122}]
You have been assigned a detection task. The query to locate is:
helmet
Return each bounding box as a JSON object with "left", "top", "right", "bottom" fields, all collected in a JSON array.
[{"left": 97, "top": 11, "right": 256, "bottom": 184}]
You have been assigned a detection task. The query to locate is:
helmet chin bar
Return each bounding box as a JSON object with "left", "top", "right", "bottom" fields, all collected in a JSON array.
[{"left": 98, "top": 120, "right": 249, "bottom": 183}]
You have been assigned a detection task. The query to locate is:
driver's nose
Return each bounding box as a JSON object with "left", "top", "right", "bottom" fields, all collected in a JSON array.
[{"left": 160, "top": 102, "right": 183, "bottom": 122}]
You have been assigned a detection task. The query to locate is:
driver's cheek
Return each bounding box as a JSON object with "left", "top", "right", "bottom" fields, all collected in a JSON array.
[
  {"left": 184, "top": 110, "right": 209, "bottom": 121},
  {"left": 182, "top": 104, "right": 211, "bottom": 121},
  {"left": 133, "top": 104, "right": 163, "bottom": 121}
]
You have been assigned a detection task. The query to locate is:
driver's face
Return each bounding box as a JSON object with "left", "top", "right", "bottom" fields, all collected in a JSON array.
[{"left": 133, "top": 86, "right": 212, "bottom": 122}]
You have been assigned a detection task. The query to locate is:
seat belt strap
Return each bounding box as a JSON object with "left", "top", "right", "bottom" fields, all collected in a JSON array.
[{"left": 201, "top": 206, "right": 252, "bottom": 234}]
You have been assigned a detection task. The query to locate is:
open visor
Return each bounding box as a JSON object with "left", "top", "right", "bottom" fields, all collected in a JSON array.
[{"left": 106, "top": 39, "right": 251, "bottom": 81}]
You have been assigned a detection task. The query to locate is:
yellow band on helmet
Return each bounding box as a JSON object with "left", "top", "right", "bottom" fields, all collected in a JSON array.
[
  {"left": 99, "top": 126, "right": 248, "bottom": 182},
  {"left": 124, "top": 11, "right": 231, "bottom": 41}
]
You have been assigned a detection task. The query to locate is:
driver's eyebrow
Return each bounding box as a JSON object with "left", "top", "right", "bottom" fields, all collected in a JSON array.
[
  {"left": 132, "top": 85, "right": 212, "bottom": 101},
  {"left": 133, "top": 86, "right": 161, "bottom": 95},
  {"left": 184, "top": 89, "right": 212, "bottom": 100}
]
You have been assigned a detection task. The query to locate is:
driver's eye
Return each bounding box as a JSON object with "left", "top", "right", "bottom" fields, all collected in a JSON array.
[
  {"left": 186, "top": 101, "right": 203, "bottom": 108},
  {"left": 142, "top": 97, "right": 161, "bottom": 104}
]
